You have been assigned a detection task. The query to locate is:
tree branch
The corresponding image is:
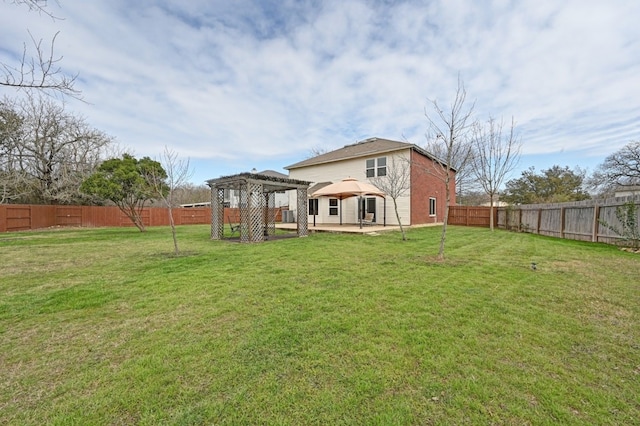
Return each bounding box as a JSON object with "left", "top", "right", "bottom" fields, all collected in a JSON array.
[
  {"left": 1, "top": 31, "right": 81, "bottom": 99},
  {"left": 2, "top": 1, "right": 81, "bottom": 99}
]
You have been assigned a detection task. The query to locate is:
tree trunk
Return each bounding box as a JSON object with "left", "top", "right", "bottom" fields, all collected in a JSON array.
[
  {"left": 437, "top": 205, "right": 448, "bottom": 261},
  {"left": 489, "top": 194, "right": 495, "bottom": 231},
  {"left": 437, "top": 173, "right": 451, "bottom": 260},
  {"left": 392, "top": 198, "right": 406, "bottom": 241},
  {"left": 119, "top": 202, "right": 146, "bottom": 232},
  {"left": 132, "top": 212, "right": 146, "bottom": 232},
  {"left": 168, "top": 205, "right": 179, "bottom": 254}
]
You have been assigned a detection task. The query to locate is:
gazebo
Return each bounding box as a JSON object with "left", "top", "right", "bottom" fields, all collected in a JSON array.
[{"left": 206, "top": 172, "right": 311, "bottom": 242}]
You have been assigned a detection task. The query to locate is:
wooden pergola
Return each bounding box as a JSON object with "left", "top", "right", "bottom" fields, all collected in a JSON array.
[{"left": 206, "top": 172, "right": 311, "bottom": 242}]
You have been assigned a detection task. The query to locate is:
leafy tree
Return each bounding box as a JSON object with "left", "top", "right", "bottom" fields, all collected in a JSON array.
[
  {"left": 589, "top": 141, "right": 640, "bottom": 195},
  {"left": 502, "top": 165, "right": 590, "bottom": 205},
  {"left": 422, "top": 77, "right": 475, "bottom": 260},
  {"left": 81, "top": 154, "right": 167, "bottom": 232},
  {"left": 469, "top": 116, "right": 521, "bottom": 230}
]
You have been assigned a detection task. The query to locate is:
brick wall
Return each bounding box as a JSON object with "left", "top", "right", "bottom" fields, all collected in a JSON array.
[{"left": 410, "top": 150, "right": 456, "bottom": 224}]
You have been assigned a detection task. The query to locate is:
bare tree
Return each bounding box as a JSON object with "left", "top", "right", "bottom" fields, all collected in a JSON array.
[
  {"left": 589, "top": 141, "right": 640, "bottom": 195},
  {"left": 307, "top": 145, "right": 329, "bottom": 158},
  {"left": 1, "top": 94, "right": 111, "bottom": 204},
  {"left": 422, "top": 77, "right": 475, "bottom": 260},
  {"left": 151, "top": 146, "right": 194, "bottom": 255},
  {"left": 453, "top": 158, "right": 481, "bottom": 203},
  {"left": 370, "top": 156, "right": 411, "bottom": 240},
  {"left": 10, "top": 0, "right": 58, "bottom": 16},
  {"left": 470, "top": 116, "right": 521, "bottom": 230},
  {"left": 0, "top": 98, "right": 26, "bottom": 202},
  {"left": 456, "top": 190, "right": 491, "bottom": 206},
  {"left": 170, "top": 183, "right": 211, "bottom": 205},
  {"left": 2, "top": 1, "right": 81, "bottom": 98}
]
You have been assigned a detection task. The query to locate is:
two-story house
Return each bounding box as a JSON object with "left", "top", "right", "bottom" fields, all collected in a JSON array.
[{"left": 285, "top": 137, "right": 455, "bottom": 226}]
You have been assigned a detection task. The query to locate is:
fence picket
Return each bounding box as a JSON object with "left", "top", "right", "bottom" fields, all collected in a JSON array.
[
  {"left": 0, "top": 204, "right": 286, "bottom": 232},
  {"left": 495, "top": 195, "right": 640, "bottom": 245}
]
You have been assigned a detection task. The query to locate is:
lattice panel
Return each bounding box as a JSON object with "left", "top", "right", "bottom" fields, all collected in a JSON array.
[
  {"left": 238, "top": 183, "right": 250, "bottom": 242},
  {"left": 211, "top": 187, "right": 225, "bottom": 240},
  {"left": 296, "top": 188, "right": 309, "bottom": 237},
  {"left": 265, "top": 192, "right": 276, "bottom": 237},
  {"left": 248, "top": 182, "right": 264, "bottom": 242}
]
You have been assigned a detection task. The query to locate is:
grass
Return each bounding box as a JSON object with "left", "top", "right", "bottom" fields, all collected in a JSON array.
[{"left": 1, "top": 225, "right": 638, "bottom": 425}]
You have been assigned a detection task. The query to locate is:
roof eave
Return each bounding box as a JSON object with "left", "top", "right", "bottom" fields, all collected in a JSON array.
[
  {"left": 286, "top": 146, "right": 413, "bottom": 170},
  {"left": 410, "top": 145, "right": 457, "bottom": 173}
]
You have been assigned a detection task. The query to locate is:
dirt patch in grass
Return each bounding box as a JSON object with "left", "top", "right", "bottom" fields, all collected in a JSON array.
[{"left": 619, "top": 247, "right": 640, "bottom": 254}]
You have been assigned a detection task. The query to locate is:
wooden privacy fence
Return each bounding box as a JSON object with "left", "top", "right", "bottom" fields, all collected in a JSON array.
[
  {"left": 496, "top": 195, "right": 640, "bottom": 244},
  {"left": 448, "top": 206, "right": 494, "bottom": 227},
  {"left": 0, "top": 204, "right": 284, "bottom": 233}
]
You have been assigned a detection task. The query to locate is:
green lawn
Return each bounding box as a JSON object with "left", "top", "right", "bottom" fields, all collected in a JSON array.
[{"left": 1, "top": 225, "right": 638, "bottom": 425}]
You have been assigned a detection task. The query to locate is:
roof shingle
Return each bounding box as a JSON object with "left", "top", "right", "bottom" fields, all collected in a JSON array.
[{"left": 285, "top": 137, "right": 415, "bottom": 170}]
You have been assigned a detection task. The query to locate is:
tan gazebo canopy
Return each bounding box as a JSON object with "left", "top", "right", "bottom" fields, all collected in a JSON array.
[
  {"left": 311, "top": 178, "right": 386, "bottom": 227},
  {"left": 311, "top": 177, "right": 385, "bottom": 199}
]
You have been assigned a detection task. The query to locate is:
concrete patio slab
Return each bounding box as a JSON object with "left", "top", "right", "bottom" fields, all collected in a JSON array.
[{"left": 275, "top": 222, "right": 442, "bottom": 235}]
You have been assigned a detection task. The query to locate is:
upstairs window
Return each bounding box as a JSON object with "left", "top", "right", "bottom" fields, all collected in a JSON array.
[
  {"left": 366, "top": 159, "right": 375, "bottom": 177},
  {"left": 377, "top": 157, "right": 387, "bottom": 177},
  {"left": 366, "top": 157, "right": 387, "bottom": 177}
]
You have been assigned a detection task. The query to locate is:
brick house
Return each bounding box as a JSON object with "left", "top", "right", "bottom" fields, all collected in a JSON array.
[{"left": 285, "top": 137, "right": 456, "bottom": 225}]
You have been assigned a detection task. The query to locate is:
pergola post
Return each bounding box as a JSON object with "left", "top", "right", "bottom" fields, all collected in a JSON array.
[
  {"left": 297, "top": 188, "right": 308, "bottom": 237},
  {"left": 211, "top": 186, "right": 224, "bottom": 240},
  {"left": 238, "top": 182, "right": 249, "bottom": 243}
]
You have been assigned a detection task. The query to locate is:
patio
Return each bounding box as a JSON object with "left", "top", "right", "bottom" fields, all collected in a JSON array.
[{"left": 276, "top": 222, "right": 442, "bottom": 234}]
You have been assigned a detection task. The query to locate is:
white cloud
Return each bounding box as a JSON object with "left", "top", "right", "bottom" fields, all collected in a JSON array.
[{"left": 1, "top": 0, "right": 639, "bottom": 183}]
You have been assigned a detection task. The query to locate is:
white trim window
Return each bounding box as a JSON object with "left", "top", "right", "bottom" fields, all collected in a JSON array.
[
  {"left": 329, "top": 198, "right": 339, "bottom": 216},
  {"left": 366, "top": 157, "right": 387, "bottom": 177},
  {"left": 429, "top": 197, "right": 436, "bottom": 216}
]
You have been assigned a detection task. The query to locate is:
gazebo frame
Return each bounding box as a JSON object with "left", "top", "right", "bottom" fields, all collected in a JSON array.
[{"left": 207, "top": 172, "right": 310, "bottom": 243}]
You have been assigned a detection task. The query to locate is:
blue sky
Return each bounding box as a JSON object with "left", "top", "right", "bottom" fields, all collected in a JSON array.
[{"left": 2, "top": 0, "right": 639, "bottom": 185}]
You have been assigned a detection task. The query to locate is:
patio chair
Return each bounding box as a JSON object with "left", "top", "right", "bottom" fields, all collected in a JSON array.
[
  {"left": 362, "top": 212, "right": 375, "bottom": 226},
  {"left": 227, "top": 215, "right": 240, "bottom": 236}
]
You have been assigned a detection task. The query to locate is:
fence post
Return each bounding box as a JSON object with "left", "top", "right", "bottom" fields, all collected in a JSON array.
[
  {"left": 536, "top": 209, "right": 542, "bottom": 234},
  {"left": 505, "top": 207, "right": 511, "bottom": 230},
  {"left": 519, "top": 209, "right": 523, "bottom": 231},
  {"left": 592, "top": 204, "right": 600, "bottom": 242},
  {"left": 560, "top": 207, "right": 566, "bottom": 238},
  {"left": 0, "top": 204, "right": 6, "bottom": 233}
]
